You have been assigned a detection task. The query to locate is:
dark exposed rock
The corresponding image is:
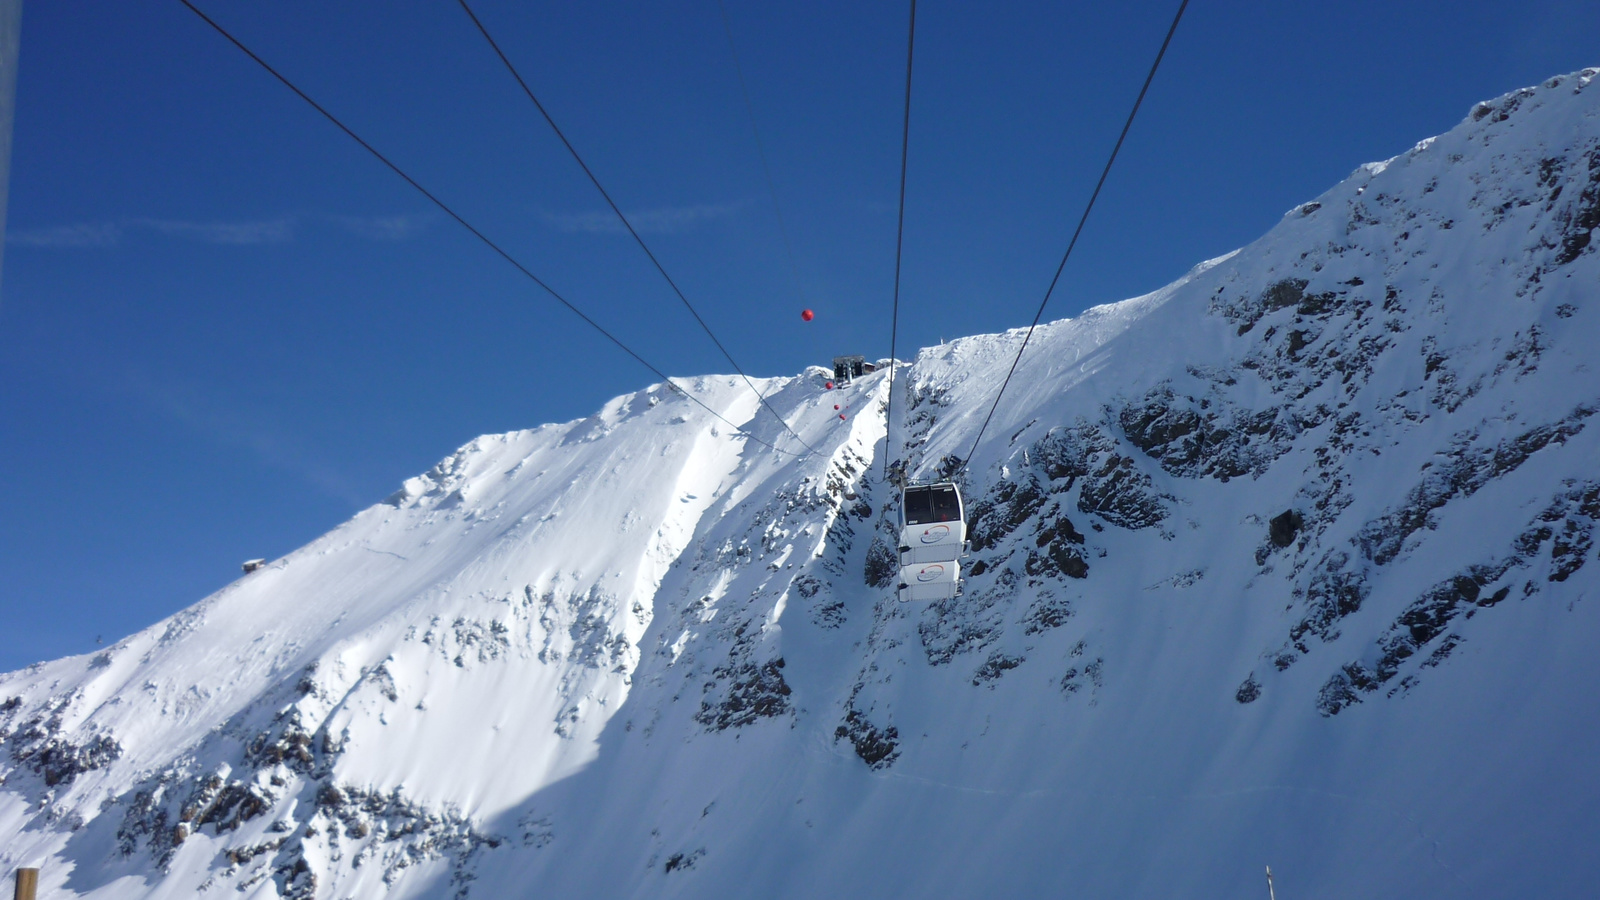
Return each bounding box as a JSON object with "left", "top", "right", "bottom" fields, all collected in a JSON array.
[
  {"left": 1541, "top": 481, "right": 1600, "bottom": 582},
  {"left": 304, "top": 783, "right": 503, "bottom": 896},
  {"left": 967, "top": 476, "right": 1048, "bottom": 553},
  {"left": 1021, "top": 594, "right": 1074, "bottom": 635},
  {"left": 1357, "top": 408, "right": 1592, "bottom": 566},
  {"left": 118, "top": 777, "right": 180, "bottom": 863},
  {"left": 1060, "top": 651, "right": 1104, "bottom": 704},
  {"left": 695, "top": 658, "right": 792, "bottom": 731},
  {"left": 273, "top": 856, "right": 316, "bottom": 900},
  {"left": 918, "top": 597, "right": 1003, "bottom": 665},
  {"left": 1117, "top": 386, "right": 1288, "bottom": 482},
  {"left": 366, "top": 663, "right": 399, "bottom": 703},
  {"left": 834, "top": 707, "right": 899, "bottom": 769},
  {"left": 1078, "top": 453, "right": 1169, "bottom": 531},
  {"left": 1471, "top": 87, "right": 1536, "bottom": 124},
  {"left": 1027, "top": 423, "right": 1167, "bottom": 528},
  {"left": 533, "top": 586, "right": 635, "bottom": 673},
  {"left": 1025, "top": 540, "right": 1089, "bottom": 580},
  {"left": 1210, "top": 266, "right": 1396, "bottom": 410},
  {"left": 1553, "top": 147, "right": 1600, "bottom": 265},
  {"left": 1314, "top": 667, "right": 1363, "bottom": 717},
  {"left": 863, "top": 537, "right": 898, "bottom": 589},
  {"left": 1287, "top": 552, "right": 1370, "bottom": 651},
  {"left": 664, "top": 849, "right": 705, "bottom": 873},
  {"left": 1269, "top": 509, "right": 1304, "bottom": 548},
  {"left": 812, "top": 598, "right": 846, "bottom": 629},
  {"left": 1036, "top": 512, "right": 1085, "bottom": 548},
  {"left": 971, "top": 654, "right": 1023, "bottom": 687},
  {"left": 1030, "top": 425, "right": 1100, "bottom": 483},
  {"left": 4, "top": 693, "right": 123, "bottom": 788},
  {"left": 1026, "top": 503, "right": 1091, "bottom": 579},
  {"left": 247, "top": 709, "right": 321, "bottom": 775},
  {"left": 1235, "top": 675, "right": 1261, "bottom": 704},
  {"left": 1369, "top": 568, "right": 1512, "bottom": 686},
  {"left": 447, "top": 617, "right": 511, "bottom": 667},
  {"left": 1222, "top": 278, "right": 1338, "bottom": 335},
  {"left": 187, "top": 777, "right": 274, "bottom": 834},
  {"left": 30, "top": 733, "right": 122, "bottom": 788},
  {"left": 795, "top": 574, "right": 844, "bottom": 629},
  {"left": 1312, "top": 480, "right": 1598, "bottom": 711},
  {"left": 1118, "top": 390, "right": 1201, "bottom": 456}
]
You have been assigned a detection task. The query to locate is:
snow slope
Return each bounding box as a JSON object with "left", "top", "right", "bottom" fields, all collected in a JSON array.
[{"left": 3, "top": 69, "right": 1599, "bottom": 899}]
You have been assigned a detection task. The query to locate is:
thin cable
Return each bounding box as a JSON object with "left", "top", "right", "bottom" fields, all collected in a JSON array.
[
  {"left": 715, "top": 0, "right": 809, "bottom": 311},
  {"left": 457, "top": 0, "right": 816, "bottom": 457},
  {"left": 958, "top": 0, "right": 1189, "bottom": 475},
  {"left": 176, "top": 0, "right": 798, "bottom": 458},
  {"left": 881, "top": 0, "right": 917, "bottom": 482}
]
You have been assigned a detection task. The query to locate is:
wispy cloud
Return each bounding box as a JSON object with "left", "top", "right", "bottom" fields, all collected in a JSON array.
[
  {"left": 7, "top": 216, "right": 293, "bottom": 247},
  {"left": 328, "top": 213, "right": 432, "bottom": 241},
  {"left": 121, "top": 371, "right": 366, "bottom": 507},
  {"left": 8, "top": 212, "right": 433, "bottom": 248},
  {"left": 7, "top": 222, "right": 124, "bottom": 247},
  {"left": 541, "top": 200, "right": 749, "bottom": 235},
  {"left": 129, "top": 216, "right": 296, "bottom": 245}
]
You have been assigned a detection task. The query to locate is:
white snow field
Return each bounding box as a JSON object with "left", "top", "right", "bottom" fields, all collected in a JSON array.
[{"left": 3, "top": 69, "right": 1599, "bottom": 899}]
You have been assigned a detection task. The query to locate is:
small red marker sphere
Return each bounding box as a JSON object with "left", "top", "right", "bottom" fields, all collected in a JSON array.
[
  {"left": 824, "top": 381, "right": 834, "bottom": 390},
  {"left": 839, "top": 413, "right": 847, "bottom": 420},
  {"left": 801, "top": 309, "right": 815, "bottom": 322},
  {"left": 834, "top": 404, "right": 840, "bottom": 410}
]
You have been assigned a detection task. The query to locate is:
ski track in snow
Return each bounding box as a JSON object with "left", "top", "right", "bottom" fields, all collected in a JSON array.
[{"left": 2, "top": 68, "right": 1599, "bottom": 899}]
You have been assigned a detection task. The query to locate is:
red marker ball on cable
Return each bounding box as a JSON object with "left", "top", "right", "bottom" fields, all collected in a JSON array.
[
  {"left": 824, "top": 381, "right": 834, "bottom": 390},
  {"left": 834, "top": 404, "right": 840, "bottom": 410},
  {"left": 801, "top": 309, "right": 814, "bottom": 322},
  {"left": 839, "top": 413, "right": 847, "bottom": 420}
]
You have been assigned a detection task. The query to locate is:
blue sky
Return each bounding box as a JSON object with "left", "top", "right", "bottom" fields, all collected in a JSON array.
[{"left": 3, "top": 0, "right": 1596, "bottom": 672}]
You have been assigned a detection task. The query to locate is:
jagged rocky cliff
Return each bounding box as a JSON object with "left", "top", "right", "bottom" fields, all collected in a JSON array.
[{"left": 3, "top": 69, "right": 1599, "bottom": 899}]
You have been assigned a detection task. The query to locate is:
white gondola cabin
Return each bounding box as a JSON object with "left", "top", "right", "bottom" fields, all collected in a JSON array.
[{"left": 897, "top": 482, "right": 967, "bottom": 602}]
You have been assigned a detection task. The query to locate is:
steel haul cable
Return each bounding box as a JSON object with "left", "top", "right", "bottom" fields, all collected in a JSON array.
[
  {"left": 176, "top": 0, "right": 801, "bottom": 458},
  {"left": 958, "top": 0, "right": 1190, "bottom": 475},
  {"left": 457, "top": 0, "right": 817, "bottom": 457},
  {"left": 881, "top": 0, "right": 918, "bottom": 482}
]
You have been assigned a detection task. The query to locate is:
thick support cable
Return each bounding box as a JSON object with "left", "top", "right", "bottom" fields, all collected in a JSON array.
[
  {"left": 959, "top": 0, "right": 1189, "bottom": 474},
  {"left": 457, "top": 0, "right": 816, "bottom": 457},
  {"left": 881, "top": 0, "right": 917, "bottom": 482},
  {"left": 176, "top": 0, "right": 798, "bottom": 458}
]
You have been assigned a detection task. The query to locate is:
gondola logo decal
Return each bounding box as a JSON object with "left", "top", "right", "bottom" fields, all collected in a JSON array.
[
  {"left": 919, "top": 525, "right": 951, "bottom": 544},
  {"left": 915, "top": 564, "right": 946, "bottom": 582}
]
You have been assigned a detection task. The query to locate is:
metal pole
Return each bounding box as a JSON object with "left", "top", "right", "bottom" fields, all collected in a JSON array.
[
  {"left": 13, "top": 868, "right": 39, "bottom": 900},
  {"left": 1266, "top": 865, "right": 1277, "bottom": 900}
]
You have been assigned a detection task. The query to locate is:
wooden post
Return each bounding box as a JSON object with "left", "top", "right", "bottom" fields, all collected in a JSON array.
[
  {"left": 1265, "top": 865, "right": 1277, "bottom": 900},
  {"left": 13, "top": 868, "right": 38, "bottom": 900}
]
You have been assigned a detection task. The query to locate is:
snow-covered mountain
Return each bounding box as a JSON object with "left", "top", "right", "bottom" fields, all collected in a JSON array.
[{"left": 4, "top": 69, "right": 1599, "bottom": 899}]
